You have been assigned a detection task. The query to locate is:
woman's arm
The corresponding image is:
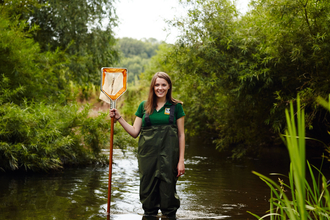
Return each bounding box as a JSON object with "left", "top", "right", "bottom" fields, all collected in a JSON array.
[
  {"left": 176, "top": 116, "right": 185, "bottom": 177},
  {"left": 109, "top": 108, "right": 142, "bottom": 138}
]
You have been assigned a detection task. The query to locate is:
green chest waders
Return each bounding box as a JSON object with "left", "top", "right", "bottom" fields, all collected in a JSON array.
[{"left": 137, "top": 105, "right": 180, "bottom": 216}]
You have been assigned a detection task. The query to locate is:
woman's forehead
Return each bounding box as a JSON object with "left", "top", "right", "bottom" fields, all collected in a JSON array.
[{"left": 155, "top": 77, "right": 168, "bottom": 84}]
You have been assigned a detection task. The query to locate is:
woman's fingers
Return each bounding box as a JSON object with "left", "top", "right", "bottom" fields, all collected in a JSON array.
[
  {"left": 109, "top": 108, "right": 117, "bottom": 117},
  {"left": 177, "top": 172, "right": 184, "bottom": 177},
  {"left": 177, "top": 162, "right": 185, "bottom": 177},
  {"left": 177, "top": 168, "right": 185, "bottom": 177}
]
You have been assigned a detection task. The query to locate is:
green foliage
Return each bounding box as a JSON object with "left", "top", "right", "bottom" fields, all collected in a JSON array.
[
  {"left": 317, "top": 95, "right": 330, "bottom": 112},
  {"left": 117, "top": 81, "right": 148, "bottom": 125},
  {"left": 143, "top": 0, "right": 330, "bottom": 157},
  {"left": 0, "top": 102, "right": 109, "bottom": 172},
  {"left": 0, "top": 1, "right": 133, "bottom": 172},
  {"left": 116, "top": 38, "right": 163, "bottom": 83},
  {"left": 118, "top": 37, "right": 161, "bottom": 58},
  {"left": 250, "top": 96, "right": 330, "bottom": 219},
  {"left": 0, "top": 4, "right": 73, "bottom": 104},
  {"left": 112, "top": 123, "right": 139, "bottom": 152},
  {"left": 0, "top": 0, "right": 41, "bottom": 17},
  {"left": 119, "top": 56, "right": 149, "bottom": 83},
  {"left": 0, "top": 98, "right": 137, "bottom": 172},
  {"left": 244, "top": 0, "right": 330, "bottom": 128},
  {"left": 26, "top": 0, "right": 119, "bottom": 94}
]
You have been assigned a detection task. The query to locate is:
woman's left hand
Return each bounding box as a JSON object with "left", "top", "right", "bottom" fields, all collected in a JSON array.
[{"left": 177, "top": 161, "right": 185, "bottom": 177}]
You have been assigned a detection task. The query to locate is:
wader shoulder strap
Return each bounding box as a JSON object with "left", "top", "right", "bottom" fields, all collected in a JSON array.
[
  {"left": 144, "top": 104, "right": 176, "bottom": 126},
  {"left": 168, "top": 105, "right": 176, "bottom": 125},
  {"left": 144, "top": 112, "right": 152, "bottom": 126}
]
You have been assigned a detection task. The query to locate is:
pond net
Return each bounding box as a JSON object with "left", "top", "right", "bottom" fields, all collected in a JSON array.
[{"left": 99, "top": 68, "right": 127, "bottom": 104}]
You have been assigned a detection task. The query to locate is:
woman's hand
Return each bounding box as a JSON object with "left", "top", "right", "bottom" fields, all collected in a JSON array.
[
  {"left": 109, "top": 109, "right": 142, "bottom": 138},
  {"left": 177, "top": 160, "right": 185, "bottom": 177},
  {"left": 109, "top": 108, "right": 121, "bottom": 120}
]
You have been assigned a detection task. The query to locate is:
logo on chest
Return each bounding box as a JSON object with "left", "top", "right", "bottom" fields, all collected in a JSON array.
[{"left": 164, "top": 108, "right": 171, "bottom": 115}]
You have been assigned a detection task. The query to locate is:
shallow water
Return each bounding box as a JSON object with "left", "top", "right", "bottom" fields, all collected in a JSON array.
[{"left": 1, "top": 137, "right": 326, "bottom": 220}]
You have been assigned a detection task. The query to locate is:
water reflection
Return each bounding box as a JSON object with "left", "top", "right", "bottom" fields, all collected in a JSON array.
[
  {"left": 0, "top": 137, "right": 296, "bottom": 220},
  {"left": 177, "top": 147, "right": 271, "bottom": 219}
]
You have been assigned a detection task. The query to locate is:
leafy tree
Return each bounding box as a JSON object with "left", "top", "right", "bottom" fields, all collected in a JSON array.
[
  {"left": 142, "top": 0, "right": 330, "bottom": 157},
  {"left": 0, "top": 1, "right": 71, "bottom": 104},
  {"left": 245, "top": 0, "right": 330, "bottom": 131},
  {"left": 28, "top": 0, "right": 119, "bottom": 94}
]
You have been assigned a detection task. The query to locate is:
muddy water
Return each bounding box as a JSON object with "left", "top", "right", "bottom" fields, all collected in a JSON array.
[{"left": 0, "top": 137, "right": 298, "bottom": 220}]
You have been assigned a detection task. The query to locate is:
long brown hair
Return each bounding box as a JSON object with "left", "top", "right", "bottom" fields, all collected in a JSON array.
[{"left": 144, "top": 72, "right": 183, "bottom": 114}]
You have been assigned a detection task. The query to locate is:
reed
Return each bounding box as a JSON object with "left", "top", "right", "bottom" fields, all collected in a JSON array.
[{"left": 249, "top": 96, "right": 330, "bottom": 219}]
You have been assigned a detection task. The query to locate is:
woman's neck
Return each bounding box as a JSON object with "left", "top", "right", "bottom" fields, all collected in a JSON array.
[
  {"left": 156, "top": 97, "right": 167, "bottom": 104},
  {"left": 156, "top": 97, "right": 167, "bottom": 110}
]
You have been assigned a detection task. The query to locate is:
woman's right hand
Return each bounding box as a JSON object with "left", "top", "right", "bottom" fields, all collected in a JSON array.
[
  {"left": 109, "top": 108, "right": 142, "bottom": 138},
  {"left": 109, "top": 108, "right": 121, "bottom": 119}
]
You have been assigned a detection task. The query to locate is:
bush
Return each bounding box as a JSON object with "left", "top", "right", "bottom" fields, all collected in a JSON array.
[{"left": 0, "top": 101, "right": 112, "bottom": 172}]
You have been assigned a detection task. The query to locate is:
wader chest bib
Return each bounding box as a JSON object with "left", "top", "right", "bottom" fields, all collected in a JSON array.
[{"left": 137, "top": 105, "right": 180, "bottom": 215}]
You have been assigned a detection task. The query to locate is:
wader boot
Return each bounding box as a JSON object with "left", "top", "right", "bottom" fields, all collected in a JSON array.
[{"left": 138, "top": 105, "right": 180, "bottom": 217}]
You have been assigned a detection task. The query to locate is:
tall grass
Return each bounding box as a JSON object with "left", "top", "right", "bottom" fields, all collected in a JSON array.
[{"left": 249, "top": 96, "right": 330, "bottom": 219}]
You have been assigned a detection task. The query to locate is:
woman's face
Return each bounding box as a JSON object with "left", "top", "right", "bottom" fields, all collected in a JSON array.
[{"left": 154, "top": 77, "right": 170, "bottom": 99}]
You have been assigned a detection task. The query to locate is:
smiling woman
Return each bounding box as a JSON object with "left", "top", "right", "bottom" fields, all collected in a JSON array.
[{"left": 109, "top": 72, "right": 185, "bottom": 218}]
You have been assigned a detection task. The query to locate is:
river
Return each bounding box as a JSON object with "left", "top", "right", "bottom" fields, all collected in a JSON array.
[{"left": 0, "top": 136, "right": 326, "bottom": 220}]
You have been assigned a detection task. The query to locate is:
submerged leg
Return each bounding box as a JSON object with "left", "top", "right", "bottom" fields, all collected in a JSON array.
[
  {"left": 140, "top": 175, "right": 161, "bottom": 215},
  {"left": 159, "top": 178, "right": 180, "bottom": 217}
]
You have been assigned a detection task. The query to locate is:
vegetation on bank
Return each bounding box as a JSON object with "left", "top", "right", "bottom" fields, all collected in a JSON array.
[
  {"left": 0, "top": 0, "right": 127, "bottom": 172},
  {"left": 2, "top": 0, "right": 330, "bottom": 171},
  {"left": 136, "top": 0, "right": 330, "bottom": 158},
  {"left": 250, "top": 96, "right": 330, "bottom": 219},
  {"left": 0, "top": 102, "right": 107, "bottom": 171}
]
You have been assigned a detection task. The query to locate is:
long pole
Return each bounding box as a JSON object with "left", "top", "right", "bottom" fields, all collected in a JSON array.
[{"left": 107, "top": 101, "right": 115, "bottom": 216}]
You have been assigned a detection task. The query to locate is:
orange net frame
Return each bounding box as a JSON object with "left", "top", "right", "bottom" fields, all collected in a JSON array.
[{"left": 100, "top": 68, "right": 127, "bottom": 102}]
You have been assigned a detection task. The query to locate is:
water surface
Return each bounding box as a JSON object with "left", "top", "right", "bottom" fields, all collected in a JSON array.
[{"left": 0, "top": 137, "right": 309, "bottom": 220}]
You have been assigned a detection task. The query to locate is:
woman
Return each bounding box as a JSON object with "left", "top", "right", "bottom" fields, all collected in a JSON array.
[{"left": 109, "top": 72, "right": 185, "bottom": 218}]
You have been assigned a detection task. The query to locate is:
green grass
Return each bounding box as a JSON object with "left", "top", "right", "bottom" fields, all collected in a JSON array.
[{"left": 249, "top": 95, "right": 330, "bottom": 219}]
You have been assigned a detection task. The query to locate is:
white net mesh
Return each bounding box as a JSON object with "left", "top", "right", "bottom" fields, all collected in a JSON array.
[{"left": 99, "top": 71, "right": 124, "bottom": 103}]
